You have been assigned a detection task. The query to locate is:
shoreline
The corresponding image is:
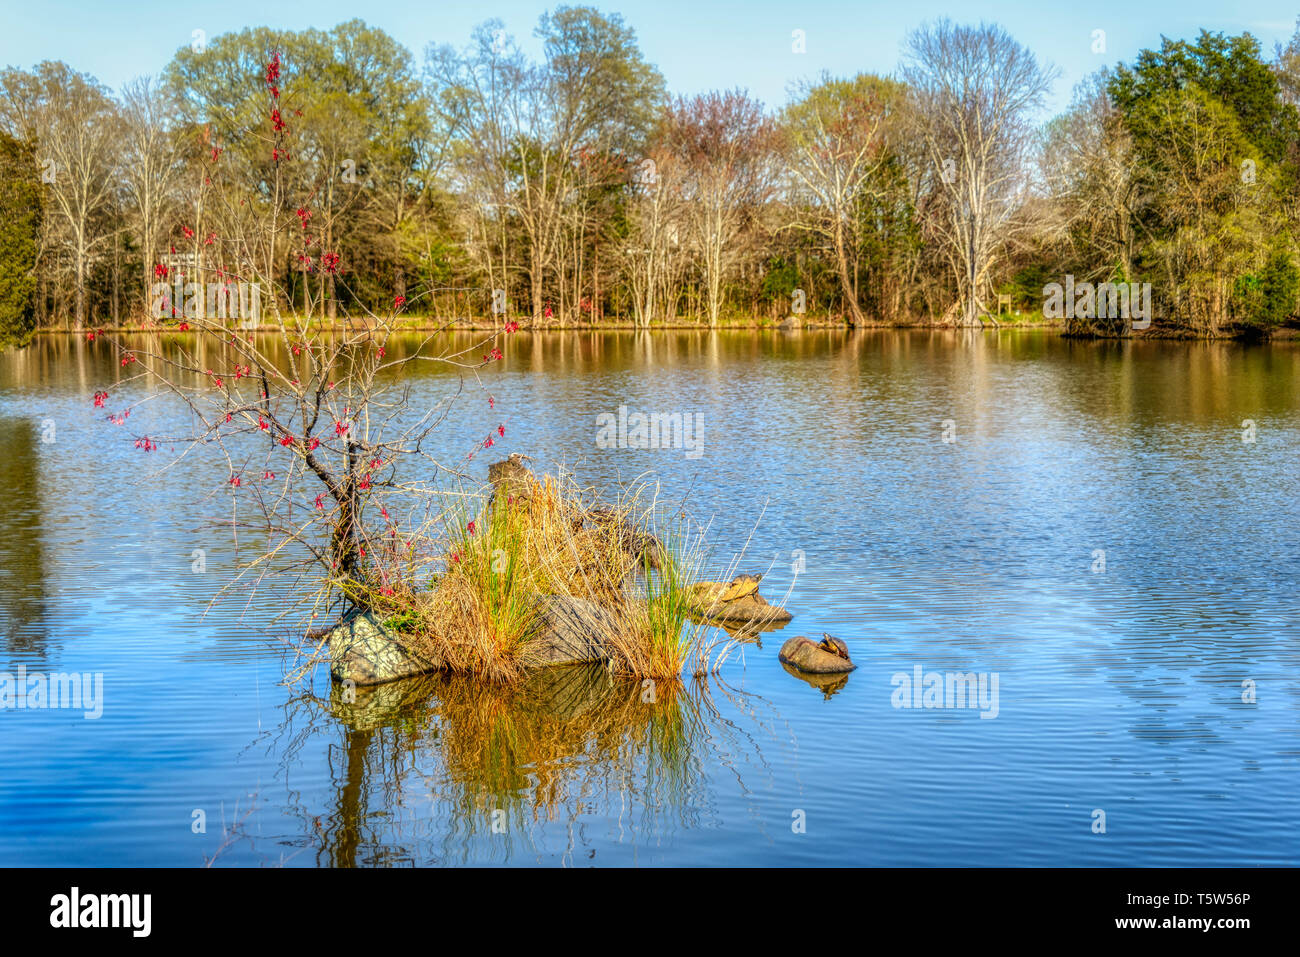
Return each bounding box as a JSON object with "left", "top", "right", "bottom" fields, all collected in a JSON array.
[
  {"left": 32, "top": 319, "right": 1300, "bottom": 340},
  {"left": 36, "top": 315, "right": 1052, "bottom": 333}
]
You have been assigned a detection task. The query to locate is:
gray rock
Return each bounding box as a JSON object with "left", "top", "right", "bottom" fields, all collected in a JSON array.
[
  {"left": 328, "top": 593, "right": 621, "bottom": 685},
  {"left": 329, "top": 610, "right": 444, "bottom": 686},
  {"left": 520, "top": 594, "right": 622, "bottom": 667}
]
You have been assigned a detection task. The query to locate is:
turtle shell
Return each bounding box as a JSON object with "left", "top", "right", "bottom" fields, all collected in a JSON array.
[
  {"left": 819, "top": 633, "right": 850, "bottom": 659},
  {"left": 690, "top": 581, "right": 727, "bottom": 605},
  {"left": 719, "top": 574, "right": 762, "bottom": 602}
]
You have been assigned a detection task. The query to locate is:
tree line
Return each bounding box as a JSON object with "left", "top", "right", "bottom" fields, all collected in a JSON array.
[{"left": 4, "top": 8, "right": 1300, "bottom": 344}]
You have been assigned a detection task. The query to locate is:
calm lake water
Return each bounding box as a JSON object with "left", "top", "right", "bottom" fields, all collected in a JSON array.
[{"left": 1, "top": 329, "right": 1297, "bottom": 866}]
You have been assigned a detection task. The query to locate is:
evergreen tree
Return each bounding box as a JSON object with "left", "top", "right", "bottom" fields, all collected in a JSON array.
[{"left": 0, "top": 131, "right": 41, "bottom": 347}]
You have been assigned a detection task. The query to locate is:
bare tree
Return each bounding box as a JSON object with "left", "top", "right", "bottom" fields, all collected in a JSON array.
[
  {"left": 0, "top": 62, "right": 122, "bottom": 326},
  {"left": 782, "top": 74, "right": 900, "bottom": 325},
  {"left": 1037, "top": 72, "right": 1138, "bottom": 285},
  {"left": 624, "top": 139, "right": 688, "bottom": 327},
  {"left": 99, "top": 44, "right": 516, "bottom": 631},
  {"left": 120, "top": 76, "right": 184, "bottom": 312},
  {"left": 432, "top": 10, "right": 662, "bottom": 323},
  {"left": 429, "top": 23, "right": 529, "bottom": 319},
  {"left": 1274, "top": 17, "right": 1300, "bottom": 107},
  {"left": 665, "top": 90, "right": 775, "bottom": 326},
  {"left": 903, "top": 21, "right": 1056, "bottom": 326}
]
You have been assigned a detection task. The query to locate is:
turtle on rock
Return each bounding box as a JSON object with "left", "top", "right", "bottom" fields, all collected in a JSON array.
[
  {"left": 691, "top": 573, "right": 762, "bottom": 607},
  {"left": 818, "top": 633, "right": 850, "bottom": 659},
  {"left": 717, "top": 573, "right": 762, "bottom": 602},
  {"left": 779, "top": 634, "right": 856, "bottom": 674}
]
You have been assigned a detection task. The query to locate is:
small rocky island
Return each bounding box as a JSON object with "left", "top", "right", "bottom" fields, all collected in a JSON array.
[{"left": 324, "top": 456, "right": 806, "bottom": 686}]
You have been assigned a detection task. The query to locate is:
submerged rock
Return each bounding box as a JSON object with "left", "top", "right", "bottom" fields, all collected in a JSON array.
[
  {"left": 715, "top": 614, "right": 790, "bottom": 642},
  {"left": 778, "top": 634, "right": 856, "bottom": 674}
]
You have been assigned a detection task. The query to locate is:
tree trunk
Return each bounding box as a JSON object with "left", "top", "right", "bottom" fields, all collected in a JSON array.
[
  {"left": 834, "top": 224, "right": 865, "bottom": 326},
  {"left": 75, "top": 244, "right": 87, "bottom": 329}
]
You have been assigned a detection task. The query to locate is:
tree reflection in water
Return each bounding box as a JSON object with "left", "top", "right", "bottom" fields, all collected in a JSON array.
[{"left": 0, "top": 419, "right": 48, "bottom": 657}]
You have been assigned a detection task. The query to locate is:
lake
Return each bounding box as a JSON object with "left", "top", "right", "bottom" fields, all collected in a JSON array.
[{"left": 1, "top": 328, "right": 1297, "bottom": 866}]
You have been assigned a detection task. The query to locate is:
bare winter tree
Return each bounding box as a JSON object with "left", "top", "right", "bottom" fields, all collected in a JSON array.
[
  {"left": 0, "top": 61, "right": 122, "bottom": 327},
  {"left": 120, "top": 76, "right": 184, "bottom": 312},
  {"left": 665, "top": 90, "right": 775, "bottom": 327},
  {"left": 1037, "top": 72, "right": 1138, "bottom": 285},
  {"left": 427, "top": 22, "right": 525, "bottom": 319},
  {"left": 624, "top": 137, "right": 688, "bottom": 326},
  {"left": 432, "top": 10, "right": 663, "bottom": 322},
  {"left": 1274, "top": 17, "right": 1300, "bottom": 107},
  {"left": 99, "top": 45, "right": 517, "bottom": 636},
  {"left": 903, "top": 20, "right": 1056, "bottom": 326},
  {"left": 781, "top": 74, "right": 901, "bottom": 326}
]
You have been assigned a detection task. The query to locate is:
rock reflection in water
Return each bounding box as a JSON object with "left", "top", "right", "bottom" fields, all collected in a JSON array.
[
  {"left": 779, "top": 661, "right": 851, "bottom": 699},
  {"left": 699, "top": 614, "right": 791, "bottom": 646}
]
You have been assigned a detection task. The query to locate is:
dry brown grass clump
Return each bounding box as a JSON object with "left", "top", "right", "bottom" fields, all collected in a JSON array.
[{"left": 358, "top": 466, "right": 730, "bottom": 681}]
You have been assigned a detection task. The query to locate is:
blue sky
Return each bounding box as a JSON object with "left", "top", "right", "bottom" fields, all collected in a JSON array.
[{"left": 2, "top": 0, "right": 1298, "bottom": 116}]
